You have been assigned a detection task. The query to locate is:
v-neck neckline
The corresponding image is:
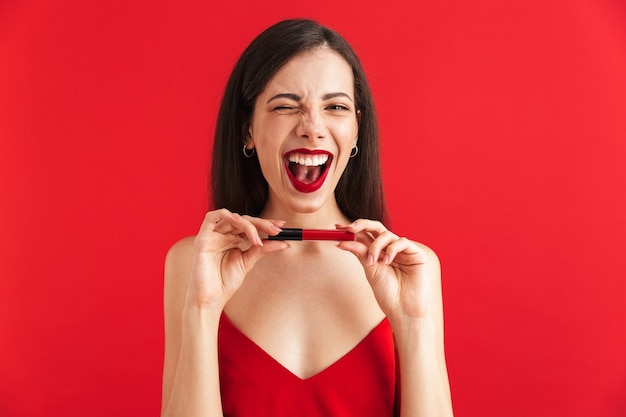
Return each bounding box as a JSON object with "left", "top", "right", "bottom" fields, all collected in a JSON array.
[{"left": 220, "top": 313, "right": 390, "bottom": 381}]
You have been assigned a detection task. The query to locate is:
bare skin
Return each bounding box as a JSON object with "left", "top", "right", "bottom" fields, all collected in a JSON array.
[{"left": 161, "top": 48, "right": 453, "bottom": 417}]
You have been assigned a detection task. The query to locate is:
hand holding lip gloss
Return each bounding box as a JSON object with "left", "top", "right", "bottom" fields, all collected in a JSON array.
[{"left": 267, "top": 228, "right": 355, "bottom": 241}]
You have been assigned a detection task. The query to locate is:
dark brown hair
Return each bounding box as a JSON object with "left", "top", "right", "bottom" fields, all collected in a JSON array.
[{"left": 211, "top": 19, "right": 385, "bottom": 222}]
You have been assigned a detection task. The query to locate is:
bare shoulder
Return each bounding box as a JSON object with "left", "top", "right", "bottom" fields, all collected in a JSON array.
[
  {"left": 413, "top": 241, "right": 441, "bottom": 269},
  {"left": 165, "top": 236, "right": 196, "bottom": 271},
  {"left": 164, "top": 236, "right": 196, "bottom": 305}
]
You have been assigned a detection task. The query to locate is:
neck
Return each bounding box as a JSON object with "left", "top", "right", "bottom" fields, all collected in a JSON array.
[{"left": 259, "top": 198, "right": 350, "bottom": 229}]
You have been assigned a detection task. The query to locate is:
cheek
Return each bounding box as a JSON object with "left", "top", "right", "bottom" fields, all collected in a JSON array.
[
  {"left": 256, "top": 146, "right": 285, "bottom": 180},
  {"left": 251, "top": 118, "right": 296, "bottom": 147},
  {"left": 333, "top": 121, "right": 359, "bottom": 146}
]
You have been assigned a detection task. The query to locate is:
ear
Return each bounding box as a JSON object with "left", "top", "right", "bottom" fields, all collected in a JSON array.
[
  {"left": 355, "top": 110, "right": 361, "bottom": 143},
  {"left": 242, "top": 121, "right": 255, "bottom": 149},
  {"left": 245, "top": 131, "right": 255, "bottom": 150}
]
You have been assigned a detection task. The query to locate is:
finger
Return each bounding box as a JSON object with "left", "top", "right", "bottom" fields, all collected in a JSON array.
[
  {"left": 365, "top": 230, "right": 400, "bottom": 265},
  {"left": 238, "top": 240, "right": 290, "bottom": 272},
  {"left": 270, "top": 219, "right": 287, "bottom": 227},
  {"left": 338, "top": 219, "right": 388, "bottom": 237},
  {"left": 337, "top": 219, "right": 396, "bottom": 265},
  {"left": 199, "top": 208, "right": 237, "bottom": 232},
  {"left": 345, "top": 220, "right": 410, "bottom": 265},
  {"left": 236, "top": 215, "right": 288, "bottom": 245},
  {"left": 336, "top": 240, "right": 373, "bottom": 266},
  {"left": 240, "top": 215, "right": 285, "bottom": 235},
  {"left": 381, "top": 237, "right": 420, "bottom": 265},
  {"left": 216, "top": 214, "right": 288, "bottom": 248},
  {"left": 195, "top": 209, "right": 241, "bottom": 249},
  {"left": 196, "top": 210, "right": 275, "bottom": 253},
  {"left": 353, "top": 229, "right": 375, "bottom": 246},
  {"left": 336, "top": 220, "right": 376, "bottom": 248},
  {"left": 221, "top": 213, "right": 263, "bottom": 246},
  {"left": 336, "top": 242, "right": 390, "bottom": 292}
]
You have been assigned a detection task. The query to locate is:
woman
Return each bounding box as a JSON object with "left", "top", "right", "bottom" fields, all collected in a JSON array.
[{"left": 161, "top": 19, "right": 453, "bottom": 417}]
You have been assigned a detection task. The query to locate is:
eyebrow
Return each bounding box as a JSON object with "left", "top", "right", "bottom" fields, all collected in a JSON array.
[{"left": 267, "top": 92, "right": 354, "bottom": 103}]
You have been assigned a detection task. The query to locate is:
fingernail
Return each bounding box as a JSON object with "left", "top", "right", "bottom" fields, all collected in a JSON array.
[
  {"left": 367, "top": 254, "right": 374, "bottom": 266},
  {"left": 269, "top": 224, "right": 282, "bottom": 233},
  {"left": 255, "top": 236, "right": 264, "bottom": 246}
]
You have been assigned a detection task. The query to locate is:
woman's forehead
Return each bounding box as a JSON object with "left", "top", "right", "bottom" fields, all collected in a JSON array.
[{"left": 261, "top": 48, "right": 355, "bottom": 99}]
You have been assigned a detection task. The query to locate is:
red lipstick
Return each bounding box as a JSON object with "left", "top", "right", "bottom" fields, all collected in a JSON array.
[
  {"left": 268, "top": 228, "right": 355, "bottom": 241},
  {"left": 284, "top": 149, "right": 332, "bottom": 193}
]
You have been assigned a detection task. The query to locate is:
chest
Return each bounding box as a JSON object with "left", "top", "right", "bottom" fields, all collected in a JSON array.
[
  {"left": 218, "top": 313, "right": 397, "bottom": 417},
  {"left": 223, "top": 244, "right": 385, "bottom": 379}
]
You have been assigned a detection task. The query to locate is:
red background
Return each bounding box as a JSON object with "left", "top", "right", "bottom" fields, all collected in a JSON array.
[{"left": 2, "top": 1, "right": 626, "bottom": 416}]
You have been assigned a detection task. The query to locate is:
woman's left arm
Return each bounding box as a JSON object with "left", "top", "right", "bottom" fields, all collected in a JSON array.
[{"left": 337, "top": 219, "right": 453, "bottom": 417}]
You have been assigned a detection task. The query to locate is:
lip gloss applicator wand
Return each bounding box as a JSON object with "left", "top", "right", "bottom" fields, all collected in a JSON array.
[{"left": 268, "top": 228, "right": 355, "bottom": 241}]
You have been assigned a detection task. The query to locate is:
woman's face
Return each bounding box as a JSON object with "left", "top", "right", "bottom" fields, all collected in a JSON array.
[{"left": 248, "top": 47, "right": 359, "bottom": 217}]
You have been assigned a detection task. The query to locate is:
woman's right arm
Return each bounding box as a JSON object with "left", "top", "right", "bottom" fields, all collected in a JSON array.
[
  {"left": 161, "top": 210, "right": 288, "bottom": 417},
  {"left": 161, "top": 235, "right": 224, "bottom": 417}
]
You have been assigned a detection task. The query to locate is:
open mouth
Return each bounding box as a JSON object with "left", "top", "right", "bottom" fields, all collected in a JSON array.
[{"left": 284, "top": 149, "right": 333, "bottom": 193}]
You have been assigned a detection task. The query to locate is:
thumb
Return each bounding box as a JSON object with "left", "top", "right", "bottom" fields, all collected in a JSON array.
[{"left": 241, "top": 240, "right": 290, "bottom": 271}]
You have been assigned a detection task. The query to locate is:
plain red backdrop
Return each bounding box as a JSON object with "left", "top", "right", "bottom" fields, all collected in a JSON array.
[{"left": 2, "top": 1, "right": 626, "bottom": 416}]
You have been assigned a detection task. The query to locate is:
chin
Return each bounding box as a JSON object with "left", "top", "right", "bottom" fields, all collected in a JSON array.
[{"left": 284, "top": 191, "right": 335, "bottom": 215}]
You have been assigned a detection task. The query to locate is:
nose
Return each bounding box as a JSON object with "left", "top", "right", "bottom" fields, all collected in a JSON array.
[{"left": 295, "top": 109, "right": 327, "bottom": 140}]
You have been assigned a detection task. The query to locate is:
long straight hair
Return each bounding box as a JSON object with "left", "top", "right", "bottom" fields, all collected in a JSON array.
[{"left": 211, "top": 19, "right": 386, "bottom": 222}]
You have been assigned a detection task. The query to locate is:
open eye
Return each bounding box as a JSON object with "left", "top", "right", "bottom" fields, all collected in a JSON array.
[{"left": 326, "top": 104, "right": 350, "bottom": 112}]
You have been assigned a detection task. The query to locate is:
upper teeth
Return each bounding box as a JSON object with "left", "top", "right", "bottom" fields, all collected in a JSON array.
[{"left": 288, "top": 153, "right": 329, "bottom": 166}]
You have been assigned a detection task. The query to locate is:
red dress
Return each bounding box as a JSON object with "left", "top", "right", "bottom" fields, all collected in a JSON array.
[{"left": 218, "top": 314, "right": 398, "bottom": 417}]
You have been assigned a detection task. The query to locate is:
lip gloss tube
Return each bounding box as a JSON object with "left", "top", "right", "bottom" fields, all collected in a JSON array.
[{"left": 268, "top": 228, "right": 355, "bottom": 241}]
